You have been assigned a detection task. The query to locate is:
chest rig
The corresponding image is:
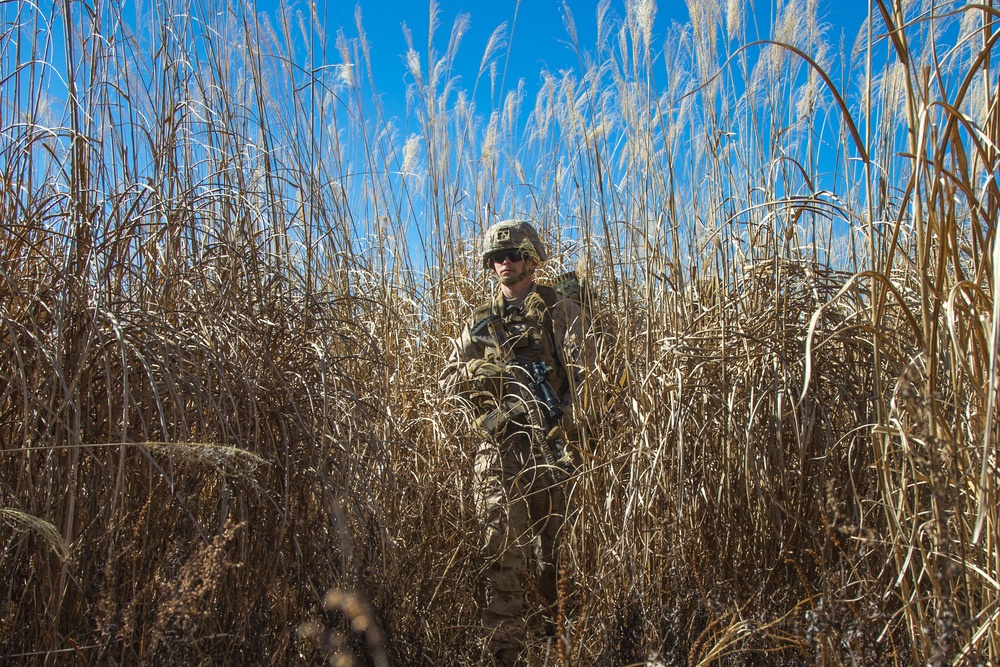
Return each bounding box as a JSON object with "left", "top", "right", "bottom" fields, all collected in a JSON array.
[{"left": 469, "top": 285, "right": 567, "bottom": 398}]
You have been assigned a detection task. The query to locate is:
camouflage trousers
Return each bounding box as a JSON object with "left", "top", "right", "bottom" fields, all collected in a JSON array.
[{"left": 474, "top": 427, "right": 570, "bottom": 663}]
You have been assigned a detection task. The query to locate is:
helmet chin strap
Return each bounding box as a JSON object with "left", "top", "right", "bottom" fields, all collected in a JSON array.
[{"left": 498, "top": 264, "right": 532, "bottom": 287}]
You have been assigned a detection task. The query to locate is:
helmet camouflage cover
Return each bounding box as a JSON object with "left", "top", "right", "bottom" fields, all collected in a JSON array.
[{"left": 481, "top": 219, "right": 548, "bottom": 270}]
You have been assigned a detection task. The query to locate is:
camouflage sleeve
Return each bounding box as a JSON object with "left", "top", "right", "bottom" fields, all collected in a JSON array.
[
  {"left": 549, "top": 296, "right": 594, "bottom": 407},
  {"left": 438, "top": 320, "right": 484, "bottom": 397}
]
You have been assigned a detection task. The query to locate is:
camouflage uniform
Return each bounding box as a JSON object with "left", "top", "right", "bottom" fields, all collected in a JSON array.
[{"left": 440, "top": 221, "right": 587, "bottom": 665}]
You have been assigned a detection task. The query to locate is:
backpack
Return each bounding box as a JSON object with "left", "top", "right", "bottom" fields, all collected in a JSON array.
[{"left": 550, "top": 270, "right": 604, "bottom": 341}]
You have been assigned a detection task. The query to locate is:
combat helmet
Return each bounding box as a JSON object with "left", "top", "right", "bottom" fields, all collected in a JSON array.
[{"left": 481, "top": 219, "right": 548, "bottom": 270}]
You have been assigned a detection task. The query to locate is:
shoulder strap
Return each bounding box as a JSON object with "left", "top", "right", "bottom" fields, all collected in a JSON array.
[
  {"left": 534, "top": 284, "right": 560, "bottom": 311},
  {"left": 471, "top": 302, "right": 493, "bottom": 323},
  {"left": 469, "top": 302, "right": 498, "bottom": 341},
  {"left": 470, "top": 289, "right": 504, "bottom": 325}
]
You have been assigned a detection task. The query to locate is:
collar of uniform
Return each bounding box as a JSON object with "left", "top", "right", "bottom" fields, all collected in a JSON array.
[{"left": 499, "top": 284, "right": 537, "bottom": 314}]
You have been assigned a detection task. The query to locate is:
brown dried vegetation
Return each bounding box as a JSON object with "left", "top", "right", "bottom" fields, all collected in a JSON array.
[{"left": 1, "top": 0, "right": 997, "bottom": 665}]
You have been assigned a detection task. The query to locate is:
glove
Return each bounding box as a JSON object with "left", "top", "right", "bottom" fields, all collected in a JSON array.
[
  {"left": 466, "top": 358, "right": 506, "bottom": 398},
  {"left": 467, "top": 358, "right": 504, "bottom": 379}
]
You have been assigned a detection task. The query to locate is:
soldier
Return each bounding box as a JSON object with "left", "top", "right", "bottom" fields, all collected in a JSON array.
[{"left": 440, "top": 220, "right": 588, "bottom": 666}]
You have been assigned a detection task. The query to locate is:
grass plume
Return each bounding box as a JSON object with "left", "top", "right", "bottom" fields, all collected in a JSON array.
[{"left": 0, "top": 0, "right": 997, "bottom": 664}]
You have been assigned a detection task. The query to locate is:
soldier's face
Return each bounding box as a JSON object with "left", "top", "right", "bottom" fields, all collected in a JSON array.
[{"left": 492, "top": 252, "right": 536, "bottom": 286}]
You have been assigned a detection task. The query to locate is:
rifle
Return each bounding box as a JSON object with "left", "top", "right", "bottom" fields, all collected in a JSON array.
[
  {"left": 525, "top": 361, "right": 562, "bottom": 420},
  {"left": 469, "top": 314, "right": 503, "bottom": 348},
  {"left": 523, "top": 361, "right": 573, "bottom": 480},
  {"left": 476, "top": 361, "right": 572, "bottom": 481}
]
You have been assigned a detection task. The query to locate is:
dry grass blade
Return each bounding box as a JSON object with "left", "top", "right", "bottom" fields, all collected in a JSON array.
[
  {"left": 1, "top": 0, "right": 997, "bottom": 664},
  {"left": 972, "top": 224, "right": 1000, "bottom": 545},
  {"left": 0, "top": 508, "right": 71, "bottom": 561}
]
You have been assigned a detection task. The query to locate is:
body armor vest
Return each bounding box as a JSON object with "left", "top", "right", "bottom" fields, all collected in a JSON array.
[{"left": 470, "top": 285, "right": 568, "bottom": 399}]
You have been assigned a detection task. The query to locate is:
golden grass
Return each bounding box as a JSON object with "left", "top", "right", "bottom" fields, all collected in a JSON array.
[{"left": 1, "top": 0, "right": 997, "bottom": 664}]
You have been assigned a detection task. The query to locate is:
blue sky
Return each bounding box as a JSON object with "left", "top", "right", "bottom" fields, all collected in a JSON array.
[{"left": 266, "top": 0, "right": 875, "bottom": 125}]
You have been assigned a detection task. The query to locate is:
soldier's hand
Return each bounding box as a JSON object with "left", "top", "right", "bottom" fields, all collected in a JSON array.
[
  {"left": 466, "top": 359, "right": 506, "bottom": 397},
  {"left": 467, "top": 358, "right": 504, "bottom": 379}
]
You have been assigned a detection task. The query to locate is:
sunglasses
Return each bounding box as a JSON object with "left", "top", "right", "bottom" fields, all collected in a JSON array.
[{"left": 491, "top": 250, "right": 526, "bottom": 264}]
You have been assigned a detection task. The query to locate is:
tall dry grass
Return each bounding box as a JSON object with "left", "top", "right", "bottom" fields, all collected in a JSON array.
[{"left": 1, "top": 0, "right": 997, "bottom": 664}]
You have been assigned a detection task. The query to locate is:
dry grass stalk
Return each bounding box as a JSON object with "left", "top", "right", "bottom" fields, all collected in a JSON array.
[{"left": 0, "top": 0, "right": 997, "bottom": 664}]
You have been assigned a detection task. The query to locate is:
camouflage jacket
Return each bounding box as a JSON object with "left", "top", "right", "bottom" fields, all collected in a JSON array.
[{"left": 439, "top": 283, "right": 590, "bottom": 414}]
